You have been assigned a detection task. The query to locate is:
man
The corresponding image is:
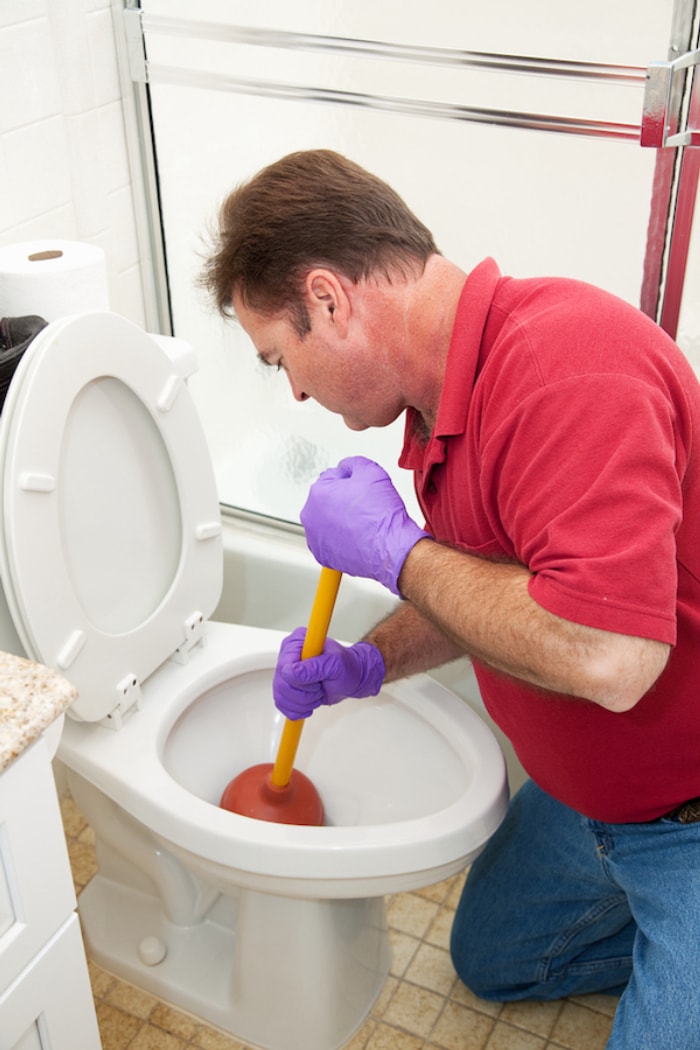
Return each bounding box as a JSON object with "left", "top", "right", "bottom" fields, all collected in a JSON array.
[{"left": 202, "top": 149, "right": 700, "bottom": 1049}]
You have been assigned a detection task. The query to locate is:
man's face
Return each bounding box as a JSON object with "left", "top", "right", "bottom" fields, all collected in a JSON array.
[{"left": 233, "top": 292, "right": 405, "bottom": 432}]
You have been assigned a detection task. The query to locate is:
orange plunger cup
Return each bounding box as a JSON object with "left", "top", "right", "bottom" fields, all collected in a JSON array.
[{"left": 219, "top": 567, "right": 342, "bottom": 825}]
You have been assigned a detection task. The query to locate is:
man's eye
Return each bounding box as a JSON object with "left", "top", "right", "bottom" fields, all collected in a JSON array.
[{"left": 259, "top": 356, "right": 282, "bottom": 372}]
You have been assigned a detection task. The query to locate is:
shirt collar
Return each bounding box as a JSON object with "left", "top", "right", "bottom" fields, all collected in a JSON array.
[{"left": 400, "top": 257, "right": 502, "bottom": 470}]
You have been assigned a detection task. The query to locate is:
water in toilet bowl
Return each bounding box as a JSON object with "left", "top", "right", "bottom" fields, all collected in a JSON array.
[{"left": 165, "top": 669, "right": 473, "bottom": 827}]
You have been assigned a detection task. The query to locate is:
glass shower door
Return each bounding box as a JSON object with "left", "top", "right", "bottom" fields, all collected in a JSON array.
[{"left": 120, "top": 0, "right": 694, "bottom": 523}]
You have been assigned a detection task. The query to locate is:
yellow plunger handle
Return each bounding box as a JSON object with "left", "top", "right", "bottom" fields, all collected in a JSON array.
[{"left": 270, "top": 567, "right": 343, "bottom": 788}]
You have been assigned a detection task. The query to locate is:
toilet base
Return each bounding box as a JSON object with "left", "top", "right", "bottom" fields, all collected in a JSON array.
[{"left": 78, "top": 854, "right": 390, "bottom": 1050}]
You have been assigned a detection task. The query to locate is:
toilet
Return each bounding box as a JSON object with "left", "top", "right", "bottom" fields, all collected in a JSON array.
[{"left": 0, "top": 311, "right": 508, "bottom": 1050}]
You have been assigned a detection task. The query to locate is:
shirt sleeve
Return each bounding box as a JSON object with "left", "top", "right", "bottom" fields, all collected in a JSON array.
[{"left": 484, "top": 373, "right": 682, "bottom": 643}]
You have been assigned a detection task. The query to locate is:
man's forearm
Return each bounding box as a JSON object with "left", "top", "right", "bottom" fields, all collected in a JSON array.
[
  {"left": 396, "top": 539, "right": 670, "bottom": 712},
  {"left": 363, "top": 600, "right": 465, "bottom": 682}
]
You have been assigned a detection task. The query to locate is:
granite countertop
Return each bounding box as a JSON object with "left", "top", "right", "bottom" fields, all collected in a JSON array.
[{"left": 0, "top": 652, "right": 77, "bottom": 772}]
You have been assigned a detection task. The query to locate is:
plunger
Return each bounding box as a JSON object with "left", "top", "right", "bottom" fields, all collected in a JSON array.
[{"left": 219, "top": 566, "right": 342, "bottom": 825}]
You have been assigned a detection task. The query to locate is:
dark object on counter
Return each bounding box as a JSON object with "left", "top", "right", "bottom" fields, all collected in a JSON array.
[{"left": 0, "top": 315, "right": 48, "bottom": 411}]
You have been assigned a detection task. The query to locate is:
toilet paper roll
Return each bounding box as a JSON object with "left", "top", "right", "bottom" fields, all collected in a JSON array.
[{"left": 0, "top": 240, "right": 110, "bottom": 322}]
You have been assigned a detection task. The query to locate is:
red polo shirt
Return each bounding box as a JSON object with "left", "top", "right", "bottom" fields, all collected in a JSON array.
[{"left": 400, "top": 258, "right": 700, "bottom": 822}]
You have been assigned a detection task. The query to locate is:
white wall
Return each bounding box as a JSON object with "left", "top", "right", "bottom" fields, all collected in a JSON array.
[{"left": 0, "top": 0, "right": 146, "bottom": 324}]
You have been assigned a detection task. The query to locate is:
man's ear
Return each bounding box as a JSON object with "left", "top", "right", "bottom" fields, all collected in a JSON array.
[{"left": 305, "top": 269, "right": 350, "bottom": 335}]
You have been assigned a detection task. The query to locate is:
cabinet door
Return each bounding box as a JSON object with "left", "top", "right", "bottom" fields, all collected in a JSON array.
[
  {"left": 0, "top": 738, "right": 76, "bottom": 991},
  {"left": 0, "top": 914, "right": 101, "bottom": 1050}
]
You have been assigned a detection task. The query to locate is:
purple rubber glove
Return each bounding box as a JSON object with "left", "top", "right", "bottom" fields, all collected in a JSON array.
[
  {"left": 273, "top": 626, "right": 385, "bottom": 720},
  {"left": 300, "top": 456, "right": 430, "bottom": 596}
]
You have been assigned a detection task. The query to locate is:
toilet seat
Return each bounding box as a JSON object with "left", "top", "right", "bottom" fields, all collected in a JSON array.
[{"left": 0, "top": 312, "right": 223, "bottom": 725}]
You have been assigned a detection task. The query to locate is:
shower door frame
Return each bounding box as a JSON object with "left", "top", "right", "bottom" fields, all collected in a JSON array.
[{"left": 640, "top": 0, "right": 700, "bottom": 338}]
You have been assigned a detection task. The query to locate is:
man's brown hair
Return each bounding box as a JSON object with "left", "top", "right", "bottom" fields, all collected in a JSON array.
[{"left": 201, "top": 150, "right": 438, "bottom": 332}]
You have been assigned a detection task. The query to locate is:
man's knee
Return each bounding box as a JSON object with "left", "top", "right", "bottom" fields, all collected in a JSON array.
[{"left": 449, "top": 874, "right": 508, "bottom": 1000}]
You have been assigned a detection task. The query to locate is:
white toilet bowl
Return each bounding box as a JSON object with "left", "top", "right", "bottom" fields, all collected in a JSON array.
[{"left": 0, "top": 312, "right": 508, "bottom": 1050}]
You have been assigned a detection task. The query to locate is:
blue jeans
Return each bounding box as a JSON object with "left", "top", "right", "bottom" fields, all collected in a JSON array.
[{"left": 450, "top": 779, "right": 700, "bottom": 1049}]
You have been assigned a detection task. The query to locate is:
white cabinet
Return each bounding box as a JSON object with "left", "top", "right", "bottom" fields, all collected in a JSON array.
[{"left": 0, "top": 732, "right": 101, "bottom": 1049}]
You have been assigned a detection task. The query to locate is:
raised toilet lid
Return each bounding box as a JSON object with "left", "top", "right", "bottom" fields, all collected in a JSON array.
[{"left": 0, "top": 312, "right": 223, "bottom": 724}]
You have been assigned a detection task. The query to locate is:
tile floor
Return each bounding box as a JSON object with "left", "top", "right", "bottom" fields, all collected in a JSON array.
[{"left": 61, "top": 795, "right": 618, "bottom": 1050}]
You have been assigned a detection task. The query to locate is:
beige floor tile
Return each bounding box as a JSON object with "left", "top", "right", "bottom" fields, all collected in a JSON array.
[
  {"left": 365, "top": 1022, "right": 425, "bottom": 1050},
  {"left": 405, "top": 942, "right": 458, "bottom": 997},
  {"left": 191, "top": 1028, "right": 249, "bottom": 1049},
  {"left": 150, "top": 1001, "right": 200, "bottom": 1039},
  {"left": 106, "top": 979, "right": 159, "bottom": 1020},
  {"left": 451, "top": 983, "right": 503, "bottom": 1020},
  {"left": 88, "top": 959, "right": 116, "bottom": 999},
  {"left": 444, "top": 872, "right": 468, "bottom": 910},
  {"left": 485, "top": 1021, "right": 546, "bottom": 1049},
  {"left": 59, "top": 794, "right": 89, "bottom": 837},
  {"left": 569, "top": 992, "right": 619, "bottom": 1018},
  {"left": 128, "top": 1026, "right": 186, "bottom": 1050},
  {"left": 373, "top": 975, "right": 399, "bottom": 1016},
  {"left": 550, "top": 1001, "right": 614, "bottom": 1050},
  {"left": 425, "top": 905, "right": 456, "bottom": 950},
  {"left": 499, "top": 1000, "right": 562, "bottom": 1039},
  {"left": 95, "top": 1002, "right": 143, "bottom": 1050},
  {"left": 67, "top": 838, "right": 99, "bottom": 888},
  {"left": 389, "top": 929, "right": 421, "bottom": 977},
  {"left": 431, "top": 1001, "right": 496, "bottom": 1050},
  {"left": 388, "top": 893, "right": 440, "bottom": 939},
  {"left": 344, "top": 1017, "right": 376, "bottom": 1049},
  {"left": 383, "top": 981, "right": 446, "bottom": 1039},
  {"left": 78, "top": 821, "right": 97, "bottom": 846}
]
